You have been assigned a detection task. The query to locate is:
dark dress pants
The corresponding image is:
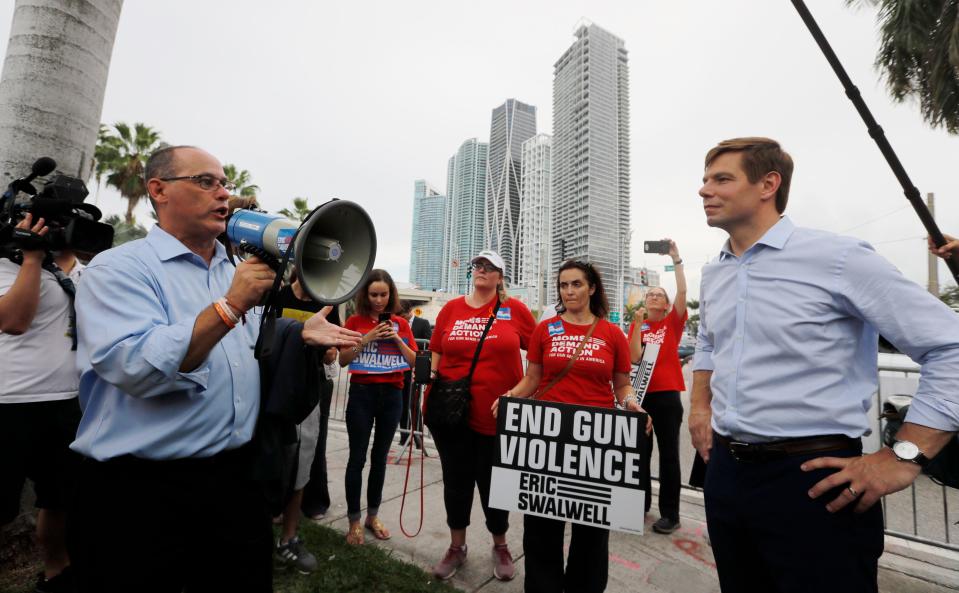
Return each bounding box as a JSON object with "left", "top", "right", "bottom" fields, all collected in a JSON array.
[
  {"left": 638, "top": 390, "right": 683, "bottom": 519},
  {"left": 523, "top": 514, "right": 609, "bottom": 593},
  {"left": 302, "top": 377, "right": 333, "bottom": 516},
  {"left": 704, "top": 440, "right": 884, "bottom": 593},
  {"left": 67, "top": 447, "right": 272, "bottom": 593}
]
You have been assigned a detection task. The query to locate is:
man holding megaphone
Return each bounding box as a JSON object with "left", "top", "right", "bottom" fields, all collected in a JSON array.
[{"left": 66, "top": 146, "right": 362, "bottom": 593}]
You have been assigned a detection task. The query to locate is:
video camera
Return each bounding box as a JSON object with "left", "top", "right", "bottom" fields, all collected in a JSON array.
[{"left": 0, "top": 157, "right": 114, "bottom": 261}]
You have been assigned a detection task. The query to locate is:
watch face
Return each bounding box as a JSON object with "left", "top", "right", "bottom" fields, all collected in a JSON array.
[{"left": 894, "top": 441, "right": 920, "bottom": 460}]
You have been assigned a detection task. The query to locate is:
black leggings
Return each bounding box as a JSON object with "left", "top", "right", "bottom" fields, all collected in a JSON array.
[
  {"left": 431, "top": 426, "right": 508, "bottom": 535},
  {"left": 639, "top": 390, "right": 683, "bottom": 520}
]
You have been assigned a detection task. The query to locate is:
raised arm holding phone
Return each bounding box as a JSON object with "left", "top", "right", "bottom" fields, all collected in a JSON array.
[{"left": 627, "top": 238, "right": 687, "bottom": 535}]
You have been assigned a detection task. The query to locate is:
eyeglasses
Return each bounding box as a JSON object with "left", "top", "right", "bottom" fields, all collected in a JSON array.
[
  {"left": 646, "top": 292, "right": 668, "bottom": 299},
  {"left": 470, "top": 261, "right": 499, "bottom": 273},
  {"left": 159, "top": 174, "right": 237, "bottom": 192}
]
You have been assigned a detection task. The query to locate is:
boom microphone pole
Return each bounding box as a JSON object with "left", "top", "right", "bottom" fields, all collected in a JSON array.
[{"left": 790, "top": 0, "right": 959, "bottom": 286}]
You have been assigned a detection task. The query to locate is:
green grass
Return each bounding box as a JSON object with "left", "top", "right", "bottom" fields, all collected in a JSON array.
[
  {"left": 0, "top": 522, "right": 459, "bottom": 593},
  {"left": 272, "top": 522, "right": 460, "bottom": 593}
]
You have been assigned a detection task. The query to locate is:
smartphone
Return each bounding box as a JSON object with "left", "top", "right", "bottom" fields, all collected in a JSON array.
[
  {"left": 414, "top": 349, "right": 432, "bottom": 383},
  {"left": 644, "top": 240, "right": 671, "bottom": 255},
  {"left": 378, "top": 312, "right": 392, "bottom": 324}
]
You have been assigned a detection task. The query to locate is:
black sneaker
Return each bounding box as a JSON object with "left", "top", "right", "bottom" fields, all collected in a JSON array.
[
  {"left": 652, "top": 517, "right": 681, "bottom": 534},
  {"left": 276, "top": 536, "right": 318, "bottom": 574}
]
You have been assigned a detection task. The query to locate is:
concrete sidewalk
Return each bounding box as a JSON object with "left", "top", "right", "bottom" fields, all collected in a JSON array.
[{"left": 310, "top": 423, "right": 959, "bottom": 592}]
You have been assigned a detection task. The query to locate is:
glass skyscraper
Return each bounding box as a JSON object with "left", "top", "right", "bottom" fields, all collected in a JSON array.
[
  {"left": 518, "top": 133, "right": 553, "bottom": 309},
  {"left": 551, "top": 22, "right": 631, "bottom": 317},
  {"left": 409, "top": 180, "right": 446, "bottom": 291},
  {"left": 486, "top": 99, "right": 536, "bottom": 285},
  {"left": 443, "top": 138, "right": 489, "bottom": 295}
]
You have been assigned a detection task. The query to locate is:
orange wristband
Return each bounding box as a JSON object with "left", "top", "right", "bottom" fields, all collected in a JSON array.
[
  {"left": 223, "top": 297, "right": 246, "bottom": 325},
  {"left": 212, "top": 301, "right": 236, "bottom": 329}
]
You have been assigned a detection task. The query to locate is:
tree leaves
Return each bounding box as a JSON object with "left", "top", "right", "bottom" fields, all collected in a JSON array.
[
  {"left": 94, "top": 122, "right": 164, "bottom": 224},
  {"left": 856, "top": 0, "right": 959, "bottom": 133}
]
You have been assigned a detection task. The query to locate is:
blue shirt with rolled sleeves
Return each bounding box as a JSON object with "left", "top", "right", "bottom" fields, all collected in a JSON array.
[
  {"left": 692, "top": 216, "right": 959, "bottom": 442},
  {"left": 72, "top": 225, "right": 261, "bottom": 461}
]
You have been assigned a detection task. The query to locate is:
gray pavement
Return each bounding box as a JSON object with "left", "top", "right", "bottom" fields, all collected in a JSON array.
[{"left": 309, "top": 424, "right": 959, "bottom": 592}]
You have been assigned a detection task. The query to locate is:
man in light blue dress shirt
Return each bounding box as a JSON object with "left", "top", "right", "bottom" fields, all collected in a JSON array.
[
  {"left": 66, "top": 146, "right": 360, "bottom": 593},
  {"left": 689, "top": 137, "right": 959, "bottom": 593}
]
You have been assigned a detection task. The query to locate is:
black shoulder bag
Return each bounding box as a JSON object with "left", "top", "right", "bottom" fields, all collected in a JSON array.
[{"left": 425, "top": 299, "right": 500, "bottom": 430}]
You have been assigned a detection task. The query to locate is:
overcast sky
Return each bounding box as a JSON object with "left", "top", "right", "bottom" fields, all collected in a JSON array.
[{"left": 1, "top": 0, "right": 956, "bottom": 301}]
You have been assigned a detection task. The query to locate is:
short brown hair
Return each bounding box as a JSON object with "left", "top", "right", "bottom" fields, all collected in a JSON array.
[
  {"left": 355, "top": 269, "right": 398, "bottom": 317},
  {"left": 705, "top": 137, "right": 794, "bottom": 213}
]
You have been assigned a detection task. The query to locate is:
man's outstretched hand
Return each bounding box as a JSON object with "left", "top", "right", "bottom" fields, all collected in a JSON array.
[{"left": 302, "top": 306, "right": 362, "bottom": 348}]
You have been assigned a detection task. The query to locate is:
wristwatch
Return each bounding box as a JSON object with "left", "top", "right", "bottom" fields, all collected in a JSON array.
[{"left": 892, "top": 440, "right": 930, "bottom": 467}]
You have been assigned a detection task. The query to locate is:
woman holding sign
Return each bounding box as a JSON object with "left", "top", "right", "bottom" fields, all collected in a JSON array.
[
  {"left": 627, "top": 238, "right": 687, "bottom": 535},
  {"left": 427, "top": 250, "right": 536, "bottom": 582},
  {"left": 501, "top": 260, "right": 646, "bottom": 593},
  {"left": 338, "top": 269, "right": 417, "bottom": 545}
]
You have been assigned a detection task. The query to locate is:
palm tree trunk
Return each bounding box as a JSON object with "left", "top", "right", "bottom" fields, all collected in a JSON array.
[
  {"left": 125, "top": 196, "right": 136, "bottom": 225},
  {"left": 0, "top": 0, "right": 122, "bottom": 566},
  {"left": 0, "top": 0, "right": 124, "bottom": 183}
]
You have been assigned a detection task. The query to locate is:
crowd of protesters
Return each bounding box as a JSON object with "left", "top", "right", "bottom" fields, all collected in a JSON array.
[{"left": 3, "top": 138, "right": 959, "bottom": 593}]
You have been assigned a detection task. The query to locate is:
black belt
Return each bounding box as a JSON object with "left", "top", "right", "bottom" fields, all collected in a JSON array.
[
  {"left": 90, "top": 442, "right": 254, "bottom": 474},
  {"left": 714, "top": 433, "right": 861, "bottom": 463}
]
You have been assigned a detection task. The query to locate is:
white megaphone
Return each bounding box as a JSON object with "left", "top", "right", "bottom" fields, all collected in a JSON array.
[{"left": 226, "top": 199, "right": 377, "bottom": 305}]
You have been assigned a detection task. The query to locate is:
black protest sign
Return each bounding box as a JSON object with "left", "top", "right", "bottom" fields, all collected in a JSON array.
[{"left": 488, "top": 397, "right": 647, "bottom": 534}]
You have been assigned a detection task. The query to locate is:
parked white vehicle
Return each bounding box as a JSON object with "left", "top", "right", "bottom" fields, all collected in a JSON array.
[{"left": 867, "top": 352, "right": 920, "bottom": 453}]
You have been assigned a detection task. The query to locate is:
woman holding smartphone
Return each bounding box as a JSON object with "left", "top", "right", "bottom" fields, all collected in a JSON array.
[
  {"left": 499, "top": 260, "right": 646, "bottom": 593},
  {"left": 338, "top": 269, "right": 416, "bottom": 545},
  {"left": 628, "top": 238, "right": 687, "bottom": 535}
]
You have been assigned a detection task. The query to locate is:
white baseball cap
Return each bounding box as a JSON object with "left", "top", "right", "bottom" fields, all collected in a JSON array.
[{"left": 471, "top": 250, "right": 505, "bottom": 271}]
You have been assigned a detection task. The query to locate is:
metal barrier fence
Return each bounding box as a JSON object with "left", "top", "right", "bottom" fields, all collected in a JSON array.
[
  {"left": 870, "top": 363, "right": 957, "bottom": 551},
  {"left": 325, "top": 359, "right": 958, "bottom": 551}
]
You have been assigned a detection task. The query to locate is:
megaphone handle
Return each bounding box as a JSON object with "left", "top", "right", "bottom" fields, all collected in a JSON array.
[{"left": 237, "top": 243, "right": 281, "bottom": 270}]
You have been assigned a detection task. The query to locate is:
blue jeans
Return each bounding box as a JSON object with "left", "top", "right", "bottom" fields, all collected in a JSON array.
[{"left": 344, "top": 382, "right": 402, "bottom": 521}]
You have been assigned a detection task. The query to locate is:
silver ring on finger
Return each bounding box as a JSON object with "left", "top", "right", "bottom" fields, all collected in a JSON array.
[{"left": 847, "top": 486, "right": 859, "bottom": 497}]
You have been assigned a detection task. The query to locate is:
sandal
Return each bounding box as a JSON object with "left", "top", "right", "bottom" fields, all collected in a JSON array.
[
  {"left": 346, "top": 522, "right": 364, "bottom": 545},
  {"left": 365, "top": 516, "right": 391, "bottom": 540}
]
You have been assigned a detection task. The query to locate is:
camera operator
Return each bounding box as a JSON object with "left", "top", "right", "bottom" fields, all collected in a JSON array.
[
  {"left": 0, "top": 212, "right": 84, "bottom": 593},
  {"left": 66, "top": 145, "right": 360, "bottom": 593}
]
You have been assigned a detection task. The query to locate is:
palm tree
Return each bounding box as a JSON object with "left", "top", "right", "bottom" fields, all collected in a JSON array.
[
  {"left": 0, "top": 0, "right": 123, "bottom": 188},
  {"left": 223, "top": 164, "right": 260, "bottom": 197},
  {"left": 94, "top": 122, "right": 165, "bottom": 224},
  {"left": 104, "top": 214, "right": 147, "bottom": 246},
  {"left": 850, "top": 0, "right": 959, "bottom": 133},
  {"left": 279, "top": 197, "right": 313, "bottom": 221},
  {"left": 0, "top": 0, "right": 123, "bottom": 549}
]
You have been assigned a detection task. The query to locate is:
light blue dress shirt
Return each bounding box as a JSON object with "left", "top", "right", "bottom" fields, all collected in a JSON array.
[
  {"left": 72, "top": 226, "right": 261, "bottom": 460},
  {"left": 693, "top": 216, "right": 959, "bottom": 442}
]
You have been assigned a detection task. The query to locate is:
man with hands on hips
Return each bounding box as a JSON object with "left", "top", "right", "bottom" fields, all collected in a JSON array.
[
  {"left": 67, "top": 145, "right": 360, "bottom": 593},
  {"left": 689, "top": 137, "right": 959, "bottom": 593}
]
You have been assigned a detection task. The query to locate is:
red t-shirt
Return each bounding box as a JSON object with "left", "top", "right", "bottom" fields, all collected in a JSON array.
[
  {"left": 344, "top": 314, "right": 417, "bottom": 388},
  {"left": 627, "top": 307, "right": 688, "bottom": 393},
  {"left": 428, "top": 296, "right": 536, "bottom": 435},
  {"left": 527, "top": 317, "right": 632, "bottom": 409}
]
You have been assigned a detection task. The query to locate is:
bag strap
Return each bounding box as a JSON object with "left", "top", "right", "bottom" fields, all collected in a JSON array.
[
  {"left": 533, "top": 317, "right": 600, "bottom": 400},
  {"left": 465, "top": 298, "right": 500, "bottom": 380}
]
